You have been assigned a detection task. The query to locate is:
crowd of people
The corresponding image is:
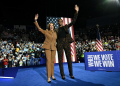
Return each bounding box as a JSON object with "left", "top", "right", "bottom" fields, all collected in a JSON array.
[
  {"left": 0, "top": 25, "right": 45, "bottom": 44},
  {"left": 75, "top": 23, "right": 120, "bottom": 61},
  {"left": 0, "top": 28, "right": 47, "bottom": 69},
  {"left": 0, "top": 25, "right": 47, "bottom": 68},
  {"left": 0, "top": 40, "right": 46, "bottom": 68},
  {"left": 0, "top": 22, "right": 120, "bottom": 66}
]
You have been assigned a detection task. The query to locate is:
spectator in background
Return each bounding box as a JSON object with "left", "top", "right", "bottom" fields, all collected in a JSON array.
[
  {"left": 35, "top": 50, "right": 41, "bottom": 65},
  {"left": 16, "top": 46, "right": 19, "bottom": 53},
  {"left": 12, "top": 56, "right": 15, "bottom": 67},
  {"left": 30, "top": 56, "right": 35, "bottom": 66},
  {"left": 32, "top": 44, "right": 34, "bottom": 49},
  {"left": 16, "top": 42, "right": 20, "bottom": 48},
  {"left": 6, "top": 43, "right": 9, "bottom": 49},
  {"left": 26, "top": 55, "right": 30, "bottom": 66},
  {"left": 19, "top": 59, "right": 23, "bottom": 66},
  {"left": 29, "top": 47, "right": 34, "bottom": 53},
  {"left": 14, "top": 58, "right": 18, "bottom": 67},
  {"left": 8, "top": 56, "right": 12, "bottom": 67},
  {"left": 7, "top": 53, "right": 11, "bottom": 59},
  {"left": 16, "top": 55, "right": 21, "bottom": 66},
  {"left": 116, "top": 41, "right": 120, "bottom": 50},
  {"left": 2, "top": 56, "right": 8, "bottom": 68},
  {"left": 22, "top": 55, "right": 26, "bottom": 66},
  {"left": 0, "top": 56, "right": 4, "bottom": 68}
]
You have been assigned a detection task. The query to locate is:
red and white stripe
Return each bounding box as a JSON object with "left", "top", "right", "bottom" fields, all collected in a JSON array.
[
  {"left": 54, "top": 17, "right": 77, "bottom": 63},
  {"left": 96, "top": 39, "right": 103, "bottom": 51}
]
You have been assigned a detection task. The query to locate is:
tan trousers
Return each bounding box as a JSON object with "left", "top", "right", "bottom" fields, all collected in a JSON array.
[{"left": 45, "top": 49, "right": 56, "bottom": 78}]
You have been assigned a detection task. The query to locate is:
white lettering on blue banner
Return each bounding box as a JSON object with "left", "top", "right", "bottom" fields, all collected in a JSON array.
[{"left": 87, "top": 54, "right": 114, "bottom": 67}]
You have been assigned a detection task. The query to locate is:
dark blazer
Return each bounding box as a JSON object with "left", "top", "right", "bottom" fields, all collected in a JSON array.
[{"left": 56, "top": 12, "right": 78, "bottom": 43}]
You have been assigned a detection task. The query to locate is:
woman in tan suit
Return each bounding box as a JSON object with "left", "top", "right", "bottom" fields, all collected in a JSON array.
[{"left": 34, "top": 14, "right": 57, "bottom": 83}]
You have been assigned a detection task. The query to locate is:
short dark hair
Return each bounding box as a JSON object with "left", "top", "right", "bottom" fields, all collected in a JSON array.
[{"left": 58, "top": 19, "right": 63, "bottom": 22}]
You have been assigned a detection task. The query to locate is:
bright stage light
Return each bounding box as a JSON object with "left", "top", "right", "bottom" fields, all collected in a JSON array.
[
  {"left": 0, "top": 76, "right": 14, "bottom": 79},
  {"left": 108, "top": 0, "right": 118, "bottom": 1},
  {"left": 116, "top": 0, "right": 120, "bottom": 5},
  {"left": 116, "top": 0, "right": 119, "bottom": 3},
  {"left": 107, "top": 0, "right": 120, "bottom": 5}
]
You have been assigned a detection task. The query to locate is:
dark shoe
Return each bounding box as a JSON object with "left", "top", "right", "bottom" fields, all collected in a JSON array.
[
  {"left": 62, "top": 76, "right": 65, "bottom": 80},
  {"left": 52, "top": 78, "right": 56, "bottom": 80},
  {"left": 70, "top": 76, "right": 75, "bottom": 79},
  {"left": 48, "top": 78, "right": 51, "bottom": 83},
  {"left": 48, "top": 81, "right": 51, "bottom": 83},
  {"left": 69, "top": 74, "right": 75, "bottom": 79}
]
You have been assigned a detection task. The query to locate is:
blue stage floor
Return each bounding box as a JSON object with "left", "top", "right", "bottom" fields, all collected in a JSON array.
[{"left": 0, "top": 63, "right": 120, "bottom": 86}]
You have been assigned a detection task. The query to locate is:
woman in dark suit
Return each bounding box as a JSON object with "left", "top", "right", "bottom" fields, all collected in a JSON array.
[{"left": 34, "top": 14, "right": 57, "bottom": 83}]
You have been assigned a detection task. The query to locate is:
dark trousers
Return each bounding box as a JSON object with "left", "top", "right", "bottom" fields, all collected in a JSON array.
[
  {"left": 57, "top": 38, "right": 73, "bottom": 76},
  {"left": 0, "top": 62, "right": 3, "bottom": 68},
  {"left": 8, "top": 61, "right": 12, "bottom": 68}
]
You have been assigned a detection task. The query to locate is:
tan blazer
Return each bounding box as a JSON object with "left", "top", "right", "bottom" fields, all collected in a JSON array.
[{"left": 34, "top": 21, "right": 57, "bottom": 50}]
